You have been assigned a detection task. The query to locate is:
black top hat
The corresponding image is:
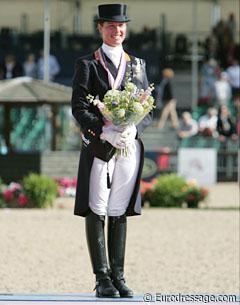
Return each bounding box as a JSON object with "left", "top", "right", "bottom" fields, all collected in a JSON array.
[{"left": 95, "top": 4, "right": 130, "bottom": 23}]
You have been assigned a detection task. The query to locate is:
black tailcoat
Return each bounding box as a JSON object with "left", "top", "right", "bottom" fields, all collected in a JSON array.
[{"left": 71, "top": 50, "right": 152, "bottom": 217}]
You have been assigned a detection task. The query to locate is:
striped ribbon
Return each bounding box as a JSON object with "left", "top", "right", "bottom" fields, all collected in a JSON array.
[{"left": 95, "top": 47, "right": 127, "bottom": 89}]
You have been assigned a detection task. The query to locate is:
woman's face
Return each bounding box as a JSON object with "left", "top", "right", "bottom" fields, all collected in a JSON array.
[
  {"left": 98, "top": 22, "right": 127, "bottom": 47},
  {"left": 221, "top": 106, "right": 229, "bottom": 116}
]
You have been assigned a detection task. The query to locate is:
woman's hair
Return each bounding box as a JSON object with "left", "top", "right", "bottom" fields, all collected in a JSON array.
[
  {"left": 163, "top": 68, "right": 174, "bottom": 78},
  {"left": 218, "top": 105, "right": 229, "bottom": 117},
  {"left": 97, "top": 21, "right": 104, "bottom": 26}
]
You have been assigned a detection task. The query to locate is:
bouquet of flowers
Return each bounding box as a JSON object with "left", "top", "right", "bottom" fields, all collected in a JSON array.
[{"left": 87, "top": 78, "right": 155, "bottom": 156}]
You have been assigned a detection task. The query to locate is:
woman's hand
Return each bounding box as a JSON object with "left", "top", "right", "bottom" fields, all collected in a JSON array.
[
  {"left": 100, "top": 125, "right": 128, "bottom": 148},
  {"left": 121, "top": 124, "right": 137, "bottom": 145}
]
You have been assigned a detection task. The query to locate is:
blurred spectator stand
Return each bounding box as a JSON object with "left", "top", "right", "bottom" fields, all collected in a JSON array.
[{"left": 0, "top": 77, "right": 72, "bottom": 152}]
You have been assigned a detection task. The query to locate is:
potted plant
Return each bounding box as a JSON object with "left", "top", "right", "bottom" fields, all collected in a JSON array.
[
  {"left": 0, "top": 181, "right": 29, "bottom": 208},
  {"left": 140, "top": 178, "right": 157, "bottom": 206},
  {"left": 148, "top": 174, "right": 187, "bottom": 207},
  {"left": 182, "top": 180, "right": 209, "bottom": 208}
]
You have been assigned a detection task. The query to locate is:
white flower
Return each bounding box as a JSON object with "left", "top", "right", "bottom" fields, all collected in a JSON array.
[
  {"left": 93, "top": 99, "right": 101, "bottom": 106},
  {"left": 133, "top": 102, "right": 144, "bottom": 114},
  {"left": 105, "top": 89, "right": 120, "bottom": 99},
  {"left": 115, "top": 109, "right": 125, "bottom": 118},
  {"left": 125, "top": 82, "right": 137, "bottom": 93}
]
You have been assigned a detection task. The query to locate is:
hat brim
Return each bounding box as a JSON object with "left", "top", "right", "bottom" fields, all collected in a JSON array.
[{"left": 94, "top": 16, "right": 131, "bottom": 23}]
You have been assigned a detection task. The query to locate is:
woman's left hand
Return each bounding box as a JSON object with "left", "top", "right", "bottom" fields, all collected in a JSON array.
[{"left": 121, "top": 124, "right": 137, "bottom": 145}]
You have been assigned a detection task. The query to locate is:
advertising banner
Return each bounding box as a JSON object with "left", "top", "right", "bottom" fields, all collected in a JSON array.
[{"left": 178, "top": 148, "right": 217, "bottom": 185}]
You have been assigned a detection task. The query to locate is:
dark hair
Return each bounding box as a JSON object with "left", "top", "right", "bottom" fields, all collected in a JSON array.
[{"left": 97, "top": 21, "right": 104, "bottom": 26}]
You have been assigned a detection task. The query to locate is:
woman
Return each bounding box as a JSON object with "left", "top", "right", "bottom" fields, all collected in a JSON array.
[
  {"left": 156, "top": 68, "right": 179, "bottom": 129},
  {"left": 177, "top": 112, "right": 198, "bottom": 139},
  {"left": 217, "top": 105, "right": 237, "bottom": 141},
  {"left": 71, "top": 4, "right": 152, "bottom": 298},
  {"left": 23, "top": 53, "right": 38, "bottom": 78}
]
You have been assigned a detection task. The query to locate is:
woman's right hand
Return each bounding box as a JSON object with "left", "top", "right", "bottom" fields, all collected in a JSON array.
[{"left": 100, "top": 125, "right": 128, "bottom": 149}]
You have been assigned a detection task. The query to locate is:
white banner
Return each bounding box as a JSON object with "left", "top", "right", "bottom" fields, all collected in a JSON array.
[{"left": 178, "top": 148, "right": 217, "bottom": 186}]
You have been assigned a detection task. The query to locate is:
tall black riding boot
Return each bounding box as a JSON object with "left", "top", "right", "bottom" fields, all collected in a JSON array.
[
  {"left": 108, "top": 215, "right": 134, "bottom": 298},
  {"left": 85, "top": 210, "right": 119, "bottom": 298}
]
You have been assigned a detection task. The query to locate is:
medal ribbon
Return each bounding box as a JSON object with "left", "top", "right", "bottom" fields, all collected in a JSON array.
[{"left": 96, "top": 47, "right": 127, "bottom": 89}]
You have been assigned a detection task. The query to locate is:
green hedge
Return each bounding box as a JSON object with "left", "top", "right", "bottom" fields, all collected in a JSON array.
[
  {"left": 22, "top": 174, "right": 58, "bottom": 208},
  {"left": 148, "top": 174, "right": 186, "bottom": 207}
]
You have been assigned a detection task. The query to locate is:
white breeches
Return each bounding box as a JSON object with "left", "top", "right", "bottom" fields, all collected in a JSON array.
[{"left": 89, "top": 140, "right": 141, "bottom": 216}]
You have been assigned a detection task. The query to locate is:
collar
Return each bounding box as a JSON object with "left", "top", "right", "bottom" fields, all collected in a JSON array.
[
  {"left": 101, "top": 43, "right": 123, "bottom": 68},
  {"left": 102, "top": 43, "right": 123, "bottom": 55}
]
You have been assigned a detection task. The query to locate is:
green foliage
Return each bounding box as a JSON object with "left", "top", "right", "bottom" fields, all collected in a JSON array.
[
  {"left": 22, "top": 174, "right": 58, "bottom": 208},
  {"left": 149, "top": 174, "right": 186, "bottom": 207}
]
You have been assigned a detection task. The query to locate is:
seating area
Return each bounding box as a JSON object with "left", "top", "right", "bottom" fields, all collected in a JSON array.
[
  {"left": 179, "top": 136, "right": 238, "bottom": 151},
  {"left": 0, "top": 103, "right": 238, "bottom": 153},
  {"left": 0, "top": 28, "right": 204, "bottom": 85}
]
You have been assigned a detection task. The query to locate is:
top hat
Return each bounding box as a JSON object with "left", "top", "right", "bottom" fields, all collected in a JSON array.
[{"left": 95, "top": 4, "right": 130, "bottom": 23}]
